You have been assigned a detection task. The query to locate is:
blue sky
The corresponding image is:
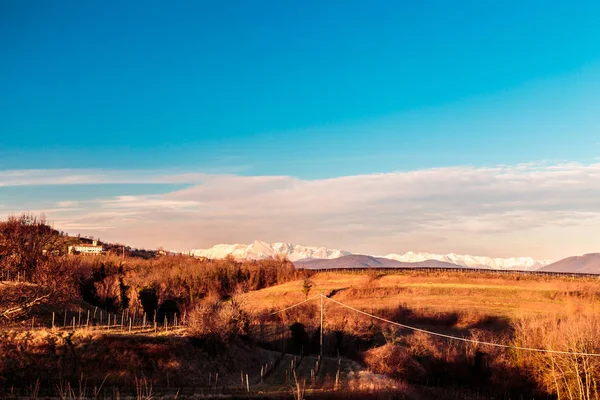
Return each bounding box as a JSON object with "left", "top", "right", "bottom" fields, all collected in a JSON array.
[{"left": 1, "top": 1, "right": 600, "bottom": 258}]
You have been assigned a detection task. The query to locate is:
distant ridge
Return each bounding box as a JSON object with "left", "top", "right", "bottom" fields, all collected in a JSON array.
[
  {"left": 538, "top": 253, "right": 600, "bottom": 274},
  {"left": 191, "top": 241, "right": 552, "bottom": 271},
  {"left": 384, "top": 251, "right": 551, "bottom": 271},
  {"left": 294, "top": 255, "right": 462, "bottom": 270}
]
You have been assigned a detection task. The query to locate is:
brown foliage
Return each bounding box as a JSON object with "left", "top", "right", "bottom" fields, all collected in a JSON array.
[
  {"left": 364, "top": 343, "right": 426, "bottom": 381},
  {"left": 0, "top": 213, "right": 63, "bottom": 280},
  {"left": 0, "top": 328, "right": 276, "bottom": 393},
  {"left": 0, "top": 256, "right": 79, "bottom": 321},
  {"left": 513, "top": 314, "right": 600, "bottom": 399},
  {"left": 61, "top": 250, "right": 298, "bottom": 319},
  {"left": 188, "top": 294, "right": 250, "bottom": 340},
  {"left": 1, "top": 214, "right": 298, "bottom": 318}
]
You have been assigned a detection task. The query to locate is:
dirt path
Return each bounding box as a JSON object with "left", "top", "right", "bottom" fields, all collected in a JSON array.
[{"left": 249, "top": 351, "right": 404, "bottom": 397}]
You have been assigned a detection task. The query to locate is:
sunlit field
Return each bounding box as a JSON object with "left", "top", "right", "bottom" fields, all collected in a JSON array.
[{"left": 241, "top": 270, "right": 600, "bottom": 318}]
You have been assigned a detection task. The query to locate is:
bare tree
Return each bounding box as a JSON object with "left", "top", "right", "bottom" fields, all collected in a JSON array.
[
  {"left": 0, "top": 213, "right": 62, "bottom": 281},
  {"left": 0, "top": 214, "right": 75, "bottom": 321}
]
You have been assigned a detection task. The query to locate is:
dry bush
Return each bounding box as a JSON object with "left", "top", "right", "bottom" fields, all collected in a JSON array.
[
  {"left": 399, "top": 331, "right": 444, "bottom": 359},
  {"left": 364, "top": 343, "right": 426, "bottom": 381},
  {"left": 93, "top": 275, "right": 121, "bottom": 307},
  {"left": 513, "top": 314, "right": 600, "bottom": 400},
  {"left": 188, "top": 294, "right": 250, "bottom": 340},
  {"left": 1, "top": 257, "right": 79, "bottom": 321},
  {"left": 280, "top": 303, "right": 319, "bottom": 329},
  {"left": 188, "top": 294, "right": 225, "bottom": 337},
  {"left": 0, "top": 213, "right": 63, "bottom": 280},
  {"left": 0, "top": 282, "right": 52, "bottom": 321},
  {"left": 0, "top": 214, "right": 79, "bottom": 321}
]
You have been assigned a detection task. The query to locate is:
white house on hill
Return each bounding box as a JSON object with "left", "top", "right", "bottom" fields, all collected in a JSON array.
[{"left": 69, "top": 240, "right": 104, "bottom": 255}]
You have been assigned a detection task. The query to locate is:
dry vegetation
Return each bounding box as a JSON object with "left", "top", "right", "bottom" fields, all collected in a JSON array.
[
  {"left": 0, "top": 327, "right": 284, "bottom": 398},
  {"left": 243, "top": 270, "right": 600, "bottom": 399},
  {"left": 514, "top": 315, "right": 600, "bottom": 399},
  {"left": 1, "top": 215, "right": 300, "bottom": 328},
  {"left": 2, "top": 214, "right": 600, "bottom": 399},
  {"left": 241, "top": 270, "right": 600, "bottom": 318}
]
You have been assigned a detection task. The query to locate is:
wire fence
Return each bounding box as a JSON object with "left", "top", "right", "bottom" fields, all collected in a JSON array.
[
  {"left": 300, "top": 267, "right": 600, "bottom": 280},
  {"left": 6, "top": 306, "right": 183, "bottom": 334}
]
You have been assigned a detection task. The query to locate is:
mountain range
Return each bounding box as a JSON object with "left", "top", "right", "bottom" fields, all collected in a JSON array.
[
  {"left": 383, "top": 251, "right": 551, "bottom": 270},
  {"left": 294, "top": 255, "right": 460, "bottom": 270},
  {"left": 191, "top": 241, "right": 553, "bottom": 271},
  {"left": 191, "top": 241, "right": 351, "bottom": 262}
]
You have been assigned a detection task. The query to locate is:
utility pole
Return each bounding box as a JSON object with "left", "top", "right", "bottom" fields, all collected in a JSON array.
[{"left": 320, "top": 293, "right": 324, "bottom": 357}]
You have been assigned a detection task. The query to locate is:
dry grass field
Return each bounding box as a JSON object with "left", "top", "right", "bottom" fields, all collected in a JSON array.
[
  {"left": 240, "top": 270, "right": 600, "bottom": 319},
  {"left": 240, "top": 269, "right": 600, "bottom": 399}
]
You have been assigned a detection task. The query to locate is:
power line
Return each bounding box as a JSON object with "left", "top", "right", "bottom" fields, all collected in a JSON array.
[
  {"left": 269, "top": 293, "right": 600, "bottom": 357},
  {"left": 323, "top": 295, "right": 600, "bottom": 357},
  {"left": 269, "top": 293, "right": 322, "bottom": 315}
]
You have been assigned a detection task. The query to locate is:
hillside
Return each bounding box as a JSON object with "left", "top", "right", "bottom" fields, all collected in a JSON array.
[
  {"left": 539, "top": 253, "right": 600, "bottom": 273},
  {"left": 240, "top": 269, "right": 600, "bottom": 319},
  {"left": 294, "top": 255, "right": 461, "bottom": 270}
]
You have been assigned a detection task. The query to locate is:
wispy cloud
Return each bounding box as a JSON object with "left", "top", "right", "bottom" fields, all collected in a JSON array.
[
  {"left": 0, "top": 169, "right": 217, "bottom": 187},
  {"left": 2, "top": 163, "right": 600, "bottom": 259}
]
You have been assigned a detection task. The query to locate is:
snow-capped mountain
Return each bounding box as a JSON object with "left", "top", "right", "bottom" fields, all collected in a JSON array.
[
  {"left": 191, "top": 240, "right": 352, "bottom": 262},
  {"left": 191, "top": 241, "right": 552, "bottom": 270},
  {"left": 383, "top": 251, "right": 552, "bottom": 271}
]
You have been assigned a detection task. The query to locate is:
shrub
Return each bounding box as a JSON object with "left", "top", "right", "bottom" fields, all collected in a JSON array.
[
  {"left": 513, "top": 314, "right": 600, "bottom": 399},
  {"left": 188, "top": 294, "right": 250, "bottom": 340},
  {"left": 364, "top": 343, "right": 426, "bottom": 381}
]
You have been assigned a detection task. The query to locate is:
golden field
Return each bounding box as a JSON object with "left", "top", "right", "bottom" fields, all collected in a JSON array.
[{"left": 241, "top": 270, "right": 600, "bottom": 319}]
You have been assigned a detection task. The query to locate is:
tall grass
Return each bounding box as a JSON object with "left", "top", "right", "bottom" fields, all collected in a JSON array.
[{"left": 514, "top": 314, "right": 600, "bottom": 400}]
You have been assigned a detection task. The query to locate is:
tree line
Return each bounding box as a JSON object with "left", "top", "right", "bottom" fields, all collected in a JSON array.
[{"left": 0, "top": 213, "right": 300, "bottom": 323}]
